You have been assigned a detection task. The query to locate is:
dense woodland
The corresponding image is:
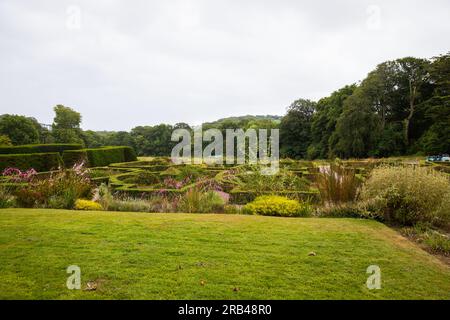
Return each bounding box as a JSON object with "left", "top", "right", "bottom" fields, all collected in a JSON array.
[{"left": 1, "top": 53, "right": 449, "bottom": 159}]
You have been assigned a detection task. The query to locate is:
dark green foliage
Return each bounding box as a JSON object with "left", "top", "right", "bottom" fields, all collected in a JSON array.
[
  {"left": 62, "top": 146, "right": 137, "bottom": 167},
  {"left": 0, "top": 143, "right": 82, "bottom": 155},
  {"left": 51, "top": 105, "right": 84, "bottom": 144},
  {"left": 123, "top": 146, "right": 137, "bottom": 162},
  {"left": 61, "top": 150, "right": 88, "bottom": 167},
  {"left": 0, "top": 153, "right": 62, "bottom": 172},
  {"left": 0, "top": 114, "right": 41, "bottom": 145},
  {"left": 279, "top": 99, "right": 316, "bottom": 158}
]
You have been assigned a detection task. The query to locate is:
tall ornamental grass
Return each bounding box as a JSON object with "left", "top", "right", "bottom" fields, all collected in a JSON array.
[{"left": 361, "top": 165, "right": 450, "bottom": 226}]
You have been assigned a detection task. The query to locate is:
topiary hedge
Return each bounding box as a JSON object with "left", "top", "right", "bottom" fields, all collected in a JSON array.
[
  {"left": 62, "top": 146, "right": 137, "bottom": 168},
  {"left": 0, "top": 144, "right": 82, "bottom": 155},
  {"left": 62, "top": 149, "right": 88, "bottom": 167},
  {"left": 0, "top": 152, "right": 62, "bottom": 172}
]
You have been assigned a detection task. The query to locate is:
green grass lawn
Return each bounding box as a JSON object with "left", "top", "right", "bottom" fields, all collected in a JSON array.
[{"left": 0, "top": 208, "right": 449, "bottom": 299}]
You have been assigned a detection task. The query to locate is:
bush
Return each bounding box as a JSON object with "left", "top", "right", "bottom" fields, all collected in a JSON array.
[
  {"left": 74, "top": 199, "right": 103, "bottom": 211},
  {"left": 123, "top": 171, "right": 160, "bottom": 185},
  {"left": 361, "top": 165, "right": 450, "bottom": 226},
  {"left": 0, "top": 152, "right": 62, "bottom": 172},
  {"left": 243, "top": 195, "right": 311, "bottom": 217},
  {"left": 14, "top": 163, "right": 92, "bottom": 209},
  {"left": 0, "top": 144, "right": 82, "bottom": 154},
  {"left": 316, "top": 162, "right": 361, "bottom": 204}
]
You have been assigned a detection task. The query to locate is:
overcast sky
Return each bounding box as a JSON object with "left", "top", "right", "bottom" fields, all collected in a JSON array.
[{"left": 0, "top": 0, "right": 449, "bottom": 131}]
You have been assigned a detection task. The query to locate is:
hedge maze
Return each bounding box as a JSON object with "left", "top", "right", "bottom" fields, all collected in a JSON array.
[{"left": 1, "top": 144, "right": 449, "bottom": 206}]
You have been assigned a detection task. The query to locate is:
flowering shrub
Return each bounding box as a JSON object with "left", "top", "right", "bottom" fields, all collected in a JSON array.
[
  {"left": 14, "top": 162, "right": 92, "bottom": 209},
  {"left": 2, "top": 167, "right": 37, "bottom": 182},
  {"left": 243, "top": 195, "right": 311, "bottom": 217},
  {"left": 163, "top": 176, "right": 190, "bottom": 189},
  {"left": 74, "top": 199, "right": 103, "bottom": 211}
]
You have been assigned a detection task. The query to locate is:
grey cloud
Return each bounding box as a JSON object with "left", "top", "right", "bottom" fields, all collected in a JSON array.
[{"left": 0, "top": 0, "right": 449, "bottom": 130}]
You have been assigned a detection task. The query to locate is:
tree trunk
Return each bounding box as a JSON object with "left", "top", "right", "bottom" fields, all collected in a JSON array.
[{"left": 403, "top": 79, "right": 416, "bottom": 146}]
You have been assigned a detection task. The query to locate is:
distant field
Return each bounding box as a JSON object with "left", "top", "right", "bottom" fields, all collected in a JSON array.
[{"left": 0, "top": 209, "right": 449, "bottom": 299}]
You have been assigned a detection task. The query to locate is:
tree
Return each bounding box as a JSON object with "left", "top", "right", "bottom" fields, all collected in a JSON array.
[
  {"left": 418, "top": 53, "right": 450, "bottom": 154},
  {"left": 331, "top": 90, "right": 381, "bottom": 158},
  {"left": 51, "top": 105, "right": 83, "bottom": 144},
  {"left": 279, "top": 99, "right": 316, "bottom": 158},
  {"left": 0, "top": 134, "right": 12, "bottom": 146},
  {"left": 131, "top": 124, "right": 174, "bottom": 156},
  {"left": 309, "top": 85, "right": 356, "bottom": 159},
  {"left": 388, "top": 58, "right": 432, "bottom": 146},
  {"left": 0, "top": 114, "right": 40, "bottom": 145}
]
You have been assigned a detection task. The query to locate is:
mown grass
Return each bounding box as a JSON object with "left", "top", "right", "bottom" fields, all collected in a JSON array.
[{"left": 0, "top": 208, "right": 449, "bottom": 299}]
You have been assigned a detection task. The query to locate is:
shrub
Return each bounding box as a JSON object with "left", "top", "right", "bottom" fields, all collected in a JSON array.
[
  {"left": 316, "top": 162, "right": 361, "bottom": 204},
  {"left": 0, "top": 144, "right": 82, "bottom": 155},
  {"left": 74, "top": 199, "right": 103, "bottom": 211},
  {"left": 0, "top": 152, "right": 62, "bottom": 172},
  {"left": 14, "top": 162, "right": 92, "bottom": 209},
  {"left": 361, "top": 165, "right": 450, "bottom": 226},
  {"left": 243, "top": 195, "right": 311, "bottom": 217},
  {"left": 124, "top": 171, "right": 160, "bottom": 185}
]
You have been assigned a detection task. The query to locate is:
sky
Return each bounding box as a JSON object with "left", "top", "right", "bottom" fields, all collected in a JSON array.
[{"left": 0, "top": 0, "right": 449, "bottom": 131}]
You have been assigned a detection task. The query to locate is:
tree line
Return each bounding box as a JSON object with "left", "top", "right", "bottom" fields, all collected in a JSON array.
[{"left": 1, "top": 53, "right": 448, "bottom": 159}]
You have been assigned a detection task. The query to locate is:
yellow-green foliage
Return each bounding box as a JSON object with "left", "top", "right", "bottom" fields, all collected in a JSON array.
[
  {"left": 361, "top": 165, "right": 450, "bottom": 225},
  {"left": 243, "top": 195, "right": 311, "bottom": 217},
  {"left": 74, "top": 199, "right": 103, "bottom": 211}
]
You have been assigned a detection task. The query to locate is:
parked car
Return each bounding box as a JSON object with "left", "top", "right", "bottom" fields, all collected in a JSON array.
[{"left": 427, "top": 154, "right": 450, "bottom": 162}]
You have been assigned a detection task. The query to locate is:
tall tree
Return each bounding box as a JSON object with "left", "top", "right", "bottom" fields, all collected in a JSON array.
[
  {"left": 331, "top": 90, "right": 381, "bottom": 158},
  {"left": 309, "top": 85, "right": 356, "bottom": 159},
  {"left": 279, "top": 99, "right": 316, "bottom": 158},
  {"left": 418, "top": 53, "right": 450, "bottom": 154},
  {"left": 51, "top": 105, "right": 83, "bottom": 144}
]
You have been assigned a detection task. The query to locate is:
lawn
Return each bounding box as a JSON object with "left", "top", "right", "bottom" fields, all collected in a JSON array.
[{"left": 0, "top": 208, "right": 449, "bottom": 299}]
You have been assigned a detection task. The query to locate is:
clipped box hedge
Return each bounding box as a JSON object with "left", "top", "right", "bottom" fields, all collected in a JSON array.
[
  {"left": 0, "top": 144, "right": 82, "bottom": 155},
  {"left": 62, "top": 146, "right": 137, "bottom": 167},
  {"left": 0, "top": 152, "right": 62, "bottom": 172}
]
